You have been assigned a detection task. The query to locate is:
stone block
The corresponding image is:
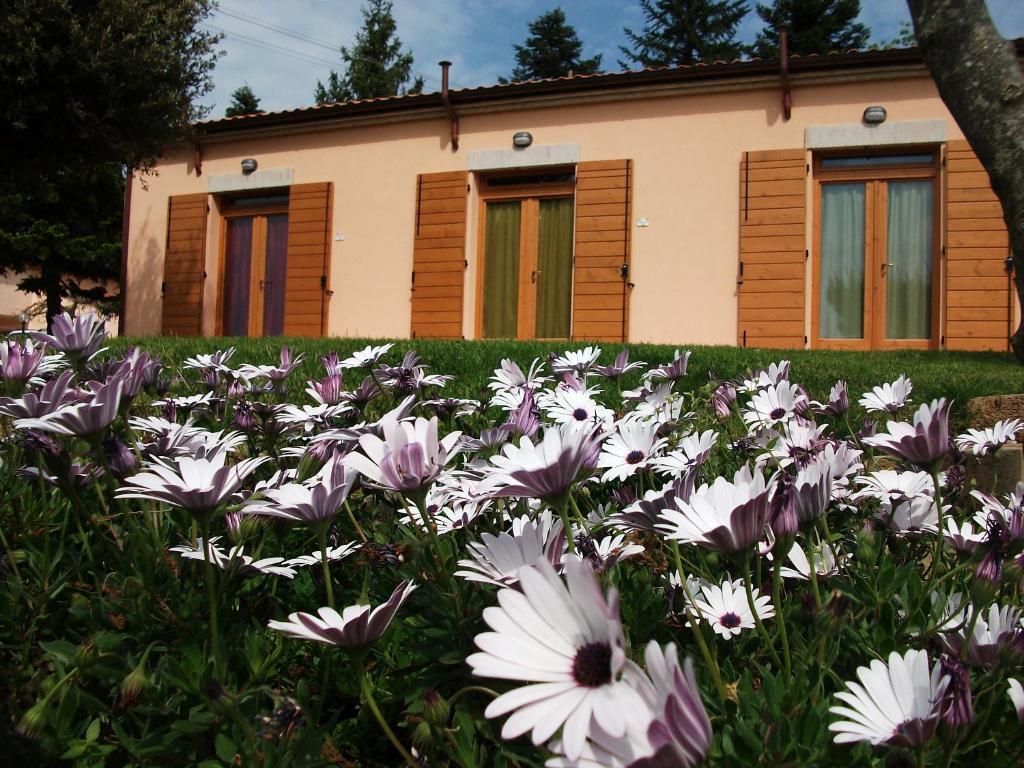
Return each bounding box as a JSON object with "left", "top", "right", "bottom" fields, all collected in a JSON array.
[
  {"left": 966, "top": 394, "right": 1024, "bottom": 431},
  {"left": 965, "top": 442, "right": 1024, "bottom": 497}
]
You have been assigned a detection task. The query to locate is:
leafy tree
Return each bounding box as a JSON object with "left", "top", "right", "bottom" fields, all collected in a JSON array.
[
  {"left": 906, "top": 0, "right": 1024, "bottom": 361},
  {"left": 753, "top": 0, "right": 869, "bottom": 57},
  {"left": 225, "top": 84, "right": 262, "bottom": 117},
  {"left": 503, "top": 8, "right": 602, "bottom": 83},
  {"left": 619, "top": 0, "right": 749, "bottom": 69},
  {"left": 315, "top": 0, "right": 423, "bottom": 104},
  {"left": 0, "top": 0, "right": 220, "bottom": 327}
]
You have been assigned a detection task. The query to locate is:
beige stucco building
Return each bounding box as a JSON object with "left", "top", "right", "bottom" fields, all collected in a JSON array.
[{"left": 123, "top": 44, "right": 1019, "bottom": 351}]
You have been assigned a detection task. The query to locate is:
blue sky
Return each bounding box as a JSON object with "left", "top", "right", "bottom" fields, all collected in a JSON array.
[{"left": 200, "top": 0, "right": 1024, "bottom": 117}]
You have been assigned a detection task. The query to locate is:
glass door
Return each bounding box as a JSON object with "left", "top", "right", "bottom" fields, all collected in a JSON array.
[
  {"left": 814, "top": 154, "right": 937, "bottom": 349},
  {"left": 220, "top": 209, "right": 289, "bottom": 336},
  {"left": 481, "top": 195, "right": 574, "bottom": 340}
]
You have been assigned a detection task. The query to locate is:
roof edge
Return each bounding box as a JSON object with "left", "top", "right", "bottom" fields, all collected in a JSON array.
[{"left": 195, "top": 40, "right": 1024, "bottom": 138}]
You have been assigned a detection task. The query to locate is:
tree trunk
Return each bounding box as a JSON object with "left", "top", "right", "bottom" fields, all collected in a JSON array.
[
  {"left": 906, "top": 0, "right": 1024, "bottom": 360},
  {"left": 44, "top": 273, "right": 63, "bottom": 333}
]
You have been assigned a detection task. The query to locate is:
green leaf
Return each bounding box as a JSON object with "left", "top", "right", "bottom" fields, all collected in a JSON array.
[
  {"left": 40, "top": 639, "right": 78, "bottom": 665},
  {"left": 214, "top": 733, "right": 237, "bottom": 764},
  {"left": 85, "top": 718, "right": 101, "bottom": 742}
]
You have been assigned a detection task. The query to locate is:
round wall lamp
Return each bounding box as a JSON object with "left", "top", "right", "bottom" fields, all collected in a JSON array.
[
  {"left": 512, "top": 131, "right": 533, "bottom": 149},
  {"left": 862, "top": 105, "right": 887, "bottom": 125},
  {"left": 240, "top": 158, "right": 258, "bottom": 174}
]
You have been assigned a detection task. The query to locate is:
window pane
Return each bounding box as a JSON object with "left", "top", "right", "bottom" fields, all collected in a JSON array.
[
  {"left": 886, "top": 180, "right": 933, "bottom": 339},
  {"left": 222, "top": 217, "right": 253, "bottom": 336},
  {"left": 821, "top": 154, "right": 933, "bottom": 168},
  {"left": 535, "top": 198, "right": 574, "bottom": 339},
  {"left": 820, "top": 183, "right": 865, "bottom": 339},
  {"left": 482, "top": 201, "right": 521, "bottom": 338},
  {"left": 262, "top": 214, "right": 288, "bottom": 336}
]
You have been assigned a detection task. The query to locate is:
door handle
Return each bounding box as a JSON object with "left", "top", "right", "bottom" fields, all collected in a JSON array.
[
  {"left": 531, "top": 270, "right": 541, "bottom": 283},
  {"left": 881, "top": 262, "right": 895, "bottom": 274}
]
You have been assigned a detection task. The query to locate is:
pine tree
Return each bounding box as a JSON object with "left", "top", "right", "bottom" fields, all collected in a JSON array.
[
  {"left": 315, "top": 0, "right": 423, "bottom": 104},
  {"left": 753, "top": 0, "right": 869, "bottom": 57},
  {"left": 618, "top": 0, "right": 749, "bottom": 69},
  {"left": 225, "top": 84, "right": 262, "bottom": 117},
  {"left": 503, "top": 8, "right": 601, "bottom": 83}
]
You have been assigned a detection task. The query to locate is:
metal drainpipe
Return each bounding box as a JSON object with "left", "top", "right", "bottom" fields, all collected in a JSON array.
[
  {"left": 439, "top": 60, "right": 459, "bottom": 151},
  {"left": 780, "top": 28, "right": 792, "bottom": 121}
]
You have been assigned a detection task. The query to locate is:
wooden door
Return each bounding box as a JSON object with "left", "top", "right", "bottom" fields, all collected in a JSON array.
[
  {"left": 479, "top": 194, "right": 574, "bottom": 340},
  {"left": 219, "top": 206, "right": 290, "bottom": 337},
  {"left": 813, "top": 152, "right": 940, "bottom": 350}
]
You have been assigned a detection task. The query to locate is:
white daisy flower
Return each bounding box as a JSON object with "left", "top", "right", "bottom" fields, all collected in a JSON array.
[
  {"left": 657, "top": 466, "right": 773, "bottom": 553},
  {"left": 541, "top": 387, "right": 614, "bottom": 428},
  {"left": 875, "top": 497, "right": 942, "bottom": 536},
  {"left": 456, "top": 511, "right": 565, "bottom": 587},
  {"left": 942, "top": 518, "right": 986, "bottom": 555},
  {"left": 337, "top": 343, "right": 394, "bottom": 369},
  {"left": 551, "top": 346, "right": 602, "bottom": 376},
  {"left": 489, "top": 358, "right": 550, "bottom": 392},
  {"left": 597, "top": 420, "right": 666, "bottom": 482},
  {"left": 651, "top": 430, "right": 718, "bottom": 478},
  {"left": 778, "top": 541, "right": 845, "bottom": 580},
  {"left": 859, "top": 374, "right": 913, "bottom": 413},
  {"left": 829, "top": 648, "right": 947, "bottom": 747},
  {"left": 758, "top": 421, "right": 828, "bottom": 468},
  {"left": 285, "top": 542, "right": 361, "bottom": 567},
  {"left": 170, "top": 537, "right": 297, "bottom": 579},
  {"left": 853, "top": 470, "right": 934, "bottom": 503},
  {"left": 183, "top": 348, "right": 236, "bottom": 372},
  {"left": 955, "top": 418, "right": 1024, "bottom": 456},
  {"left": 941, "top": 602, "right": 1024, "bottom": 668},
  {"left": 739, "top": 361, "right": 791, "bottom": 393},
  {"left": 467, "top": 558, "right": 648, "bottom": 761},
  {"left": 741, "top": 382, "right": 807, "bottom": 432},
  {"left": 689, "top": 578, "right": 774, "bottom": 640},
  {"left": 152, "top": 391, "right": 215, "bottom": 411},
  {"left": 277, "top": 403, "right": 351, "bottom": 432}
]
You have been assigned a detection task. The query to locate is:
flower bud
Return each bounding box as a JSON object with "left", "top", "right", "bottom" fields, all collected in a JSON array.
[
  {"left": 855, "top": 521, "right": 877, "bottom": 564},
  {"left": 938, "top": 655, "right": 974, "bottom": 730},
  {"left": 120, "top": 658, "right": 148, "bottom": 704},
  {"left": 16, "top": 700, "right": 48, "bottom": 739},
  {"left": 422, "top": 689, "right": 450, "bottom": 729}
]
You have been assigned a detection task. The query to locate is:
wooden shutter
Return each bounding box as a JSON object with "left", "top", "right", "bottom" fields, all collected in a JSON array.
[
  {"left": 945, "top": 140, "right": 1012, "bottom": 351},
  {"left": 572, "top": 160, "right": 632, "bottom": 342},
  {"left": 411, "top": 171, "right": 467, "bottom": 339},
  {"left": 285, "top": 182, "right": 332, "bottom": 336},
  {"left": 737, "top": 149, "right": 807, "bottom": 348},
  {"left": 161, "top": 193, "right": 207, "bottom": 336}
]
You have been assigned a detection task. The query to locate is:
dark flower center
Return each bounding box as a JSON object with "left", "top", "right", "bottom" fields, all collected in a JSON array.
[
  {"left": 626, "top": 450, "right": 645, "bottom": 465},
  {"left": 719, "top": 612, "right": 742, "bottom": 629},
  {"left": 769, "top": 407, "right": 786, "bottom": 420},
  {"left": 571, "top": 642, "right": 613, "bottom": 687},
  {"left": 572, "top": 408, "right": 589, "bottom": 421}
]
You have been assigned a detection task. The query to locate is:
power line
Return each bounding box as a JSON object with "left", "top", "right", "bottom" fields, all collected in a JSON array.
[
  {"left": 215, "top": 6, "right": 340, "bottom": 52},
  {"left": 211, "top": 5, "right": 441, "bottom": 87},
  {"left": 204, "top": 23, "right": 338, "bottom": 68}
]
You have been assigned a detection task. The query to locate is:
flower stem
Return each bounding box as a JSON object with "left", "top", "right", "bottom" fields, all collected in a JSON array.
[
  {"left": 671, "top": 541, "right": 728, "bottom": 702},
  {"left": 318, "top": 525, "right": 335, "bottom": 608},
  {"left": 926, "top": 466, "right": 945, "bottom": 590},
  {"left": 771, "top": 558, "right": 792, "bottom": 680},
  {"left": 357, "top": 661, "right": 419, "bottom": 768},
  {"left": 557, "top": 496, "right": 575, "bottom": 554},
  {"left": 199, "top": 516, "right": 222, "bottom": 677},
  {"left": 344, "top": 499, "right": 369, "bottom": 543},
  {"left": 743, "top": 551, "right": 782, "bottom": 668}
]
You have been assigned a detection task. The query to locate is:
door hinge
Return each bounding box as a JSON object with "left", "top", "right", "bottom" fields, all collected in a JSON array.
[
  {"left": 806, "top": 163, "right": 810, "bottom": 174},
  {"left": 804, "top": 335, "right": 808, "bottom": 345},
  {"left": 411, "top": 270, "right": 416, "bottom": 286},
  {"left": 464, "top": 259, "right": 468, "bottom": 269},
  {"left": 739, "top": 261, "right": 744, "bottom": 276},
  {"left": 805, "top": 249, "right": 809, "bottom": 260},
  {"left": 320, "top": 274, "right": 327, "bottom": 289},
  {"left": 620, "top": 263, "right": 629, "bottom": 280},
  {"left": 742, "top": 330, "right": 747, "bottom": 347},
  {"left": 160, "top": 281, "right": 165, "bottom": 296}
]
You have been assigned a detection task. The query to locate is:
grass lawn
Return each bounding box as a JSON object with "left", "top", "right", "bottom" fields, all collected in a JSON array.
[{"left": 113, "top": 336, "right": 1024, "bottom": 425}]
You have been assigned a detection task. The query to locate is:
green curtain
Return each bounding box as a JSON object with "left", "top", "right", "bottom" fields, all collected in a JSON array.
[
  {"left": 886, "top": 180, "right": 933, "bottom": 340},
  {"left": 820, "top": 183, "right": 866, "bottom": 339},
  {"left": 482, "top": 201, "right": 521, "bottom": 338},
  {"left": 535, "top": 197, "right": 574, "bottom": 339}
]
